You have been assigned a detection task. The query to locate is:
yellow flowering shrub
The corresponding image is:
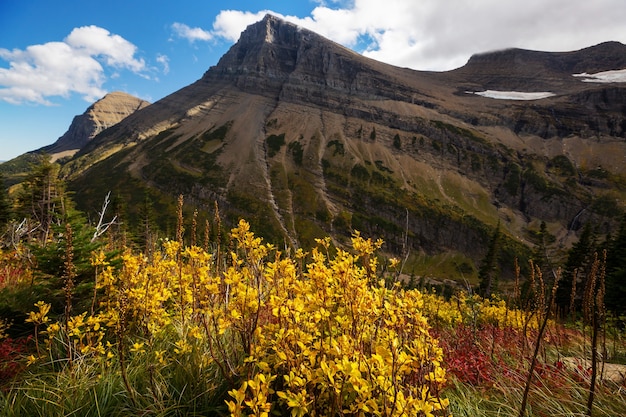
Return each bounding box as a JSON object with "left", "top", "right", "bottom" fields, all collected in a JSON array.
[
  {"left": 225, "top": 223, "right": 449, "bottom": 417},
  {"left": 418, "top": 290, "right": 542, "bottom": 332},
  {"left": 25, "top": 219, "right": 450, "bottom": 416}
]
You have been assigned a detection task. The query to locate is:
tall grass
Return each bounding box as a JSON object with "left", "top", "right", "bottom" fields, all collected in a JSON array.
[{"left": 1, "top": 318, "right": 231, "bottom": 416}]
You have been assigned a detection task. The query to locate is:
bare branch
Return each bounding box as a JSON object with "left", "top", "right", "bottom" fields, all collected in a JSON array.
[{"left": 91, "top": 192, "right": 117, "bottom": 242}]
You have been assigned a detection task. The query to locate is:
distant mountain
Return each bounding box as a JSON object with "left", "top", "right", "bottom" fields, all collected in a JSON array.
[
  {"left": 35, "top": 15, "right": 626, "bottom": 278},
  {"left": 44, "top": 91, "right": 151, "bottom": 160},
  {"left": 0, "top": 91, "right": 149, "bottom": 182}
]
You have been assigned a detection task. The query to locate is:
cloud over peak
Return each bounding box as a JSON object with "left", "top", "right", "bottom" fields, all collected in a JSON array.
[{"left": 0, "top": 26, "right": 146, "bottom": 105}]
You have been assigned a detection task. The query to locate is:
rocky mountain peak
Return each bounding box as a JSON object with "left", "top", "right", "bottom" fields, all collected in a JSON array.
[
  {"left": 464, "top": 41, "right": 626, "bottom": 73},
  {"left": 203, "top": 14, "right": 424, "bottom": 107},
  {"left": 207, "top": 14, "right": 315, "bottom": 84},
  {"left": 44, "top": 91, "right": 150, "bottom": 158},
  {"left": 240, "top": 14, "right": 300, "bottom": 46}
]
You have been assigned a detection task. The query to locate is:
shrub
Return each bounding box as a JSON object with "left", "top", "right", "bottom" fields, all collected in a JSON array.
[
  {"left": 5, "top": 221, "right": 449, "bottom": 416},
  {"left": 288, "top": 141, "right": 304, "bottom": 166},
  {"left": 266, "top": 134, "right": 286, "bottom": 157},
  {"left": 393, "top": 134, "right": 401, "bottom": 149}
]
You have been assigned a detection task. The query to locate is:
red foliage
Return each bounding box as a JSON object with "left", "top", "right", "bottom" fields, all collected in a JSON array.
[
  {"left": 434, "top": 324, "right": 527, "bottom": 386},
  {"left": 0, "top": 337, "right": 29, "bottom": 386},
  {"left": 0, "top": 250, "right": 30, "bottom": 290},
  {"left": 435, "top": 323, "right": 582, "bottom": 392}
]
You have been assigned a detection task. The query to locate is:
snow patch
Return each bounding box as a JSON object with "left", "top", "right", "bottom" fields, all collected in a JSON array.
[
  {"left": 470, "top": 90, "right": 555, "bottom": 100},
  {"left": 573, "top": 69, "right": 626, "bottom": 83}
]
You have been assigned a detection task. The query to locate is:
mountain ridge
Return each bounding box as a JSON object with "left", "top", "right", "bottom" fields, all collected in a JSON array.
[
  {"left": 452, "top": 41, "right": 626, "bottom": 93},
  {"left": 8, "top": 14, "right": 626, "bottom": 280}
]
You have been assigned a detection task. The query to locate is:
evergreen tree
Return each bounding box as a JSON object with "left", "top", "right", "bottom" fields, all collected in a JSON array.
[
  {"left": 10, "top": 157, "right": 102, "bottom": 284},
  {"left": 108, "top": 192, "right": 129, "bottom": 247},
  {"left": 529, "top": 221, "right": 556, "bottom": 276},
  {"left": 606, "top": 215, "right": 626, "bottom": 315},
  {"left": 478, "top": 223, "right": 501, "bottom": 297},
  {"left": 15, "top": 156, "right": 65, "bottom": 243},
  {"left": 31, "top": 204, "right": 100, "bottom": 283},
  {"left": 555, "top": 223, "right": 596, "bottom": 315},
  {"left": 137, "top": 192, "right": 159, "bottom": 255},
  {"left": 393, "top": 134, "right": 401, "bottom": 149}
]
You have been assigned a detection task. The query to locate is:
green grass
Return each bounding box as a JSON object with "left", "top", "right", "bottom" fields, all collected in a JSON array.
[
  {"left": 1, "top": 322, "right": 230, "bottom": 417},
  {"left": 446, "top": 368, "right": 626, "bottom": 417}
]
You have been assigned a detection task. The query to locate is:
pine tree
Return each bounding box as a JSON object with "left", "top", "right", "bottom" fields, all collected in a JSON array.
[
  {"left": 605, "top": 215, "right": 626, "bottom": 315},
  {"left": 11, "top": 157, "right": 101, "bottom": 282},
  {"left": 137, "top": 192, "right": 159, "bottom": 256},
  {"left": 555, "top": 223, "right": 596, "bottom": 315},
  {"left": 32, "top": 205, "right": 99, "bottom": 283},
  {"left": 393, "top": 134, "right": 401, "bottom": 149},
  {"left": 15, "top": 156, "right": 65, "bottom": 243},
  {"left": 478, "top": 223, "right": 501, "bottom": 297}
]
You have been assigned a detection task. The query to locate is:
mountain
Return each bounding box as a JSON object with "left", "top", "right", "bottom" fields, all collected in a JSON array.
[
  {"left": 0, "top": 92, "right": 149, "bottom": 181},
  {"left": 44, "top": 91, "right": 151, "bottom": 161},
  {"left": 58, "top": 15, "right": 626, "bottom": 278}
]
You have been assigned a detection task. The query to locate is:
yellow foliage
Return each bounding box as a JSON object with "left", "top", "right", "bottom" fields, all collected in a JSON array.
[
  {"left": 19, "top": 217, "right": 554, "bottom": 415},
  {"left": 25, "top": 301, "right": 50, "bottom": 326},
  {"left": 30, "top": 219, "right": 455, "bottom": 416}
]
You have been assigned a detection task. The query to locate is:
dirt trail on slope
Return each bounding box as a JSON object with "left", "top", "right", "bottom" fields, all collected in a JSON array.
[{"left": 562, "top": 357, "right": 626, "bottom": 383}]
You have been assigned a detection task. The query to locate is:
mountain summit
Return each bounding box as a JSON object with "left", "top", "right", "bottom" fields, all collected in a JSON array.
[
  {"left": 45, "top": 91, "right": 150, "bottom": 160},
  {"left": 207, "top": 15, "right": 378, "bottom": 95},
  {"left": 45, "top": 15, "right": 626, "bottom": 278},
  {"left": 203, "top": 14, "right": 440, "bottom": 108}
]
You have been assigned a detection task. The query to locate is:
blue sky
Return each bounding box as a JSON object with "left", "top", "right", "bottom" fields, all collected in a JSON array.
[{"left": 1, "top": 0, "right": 625, "bottom": 161}]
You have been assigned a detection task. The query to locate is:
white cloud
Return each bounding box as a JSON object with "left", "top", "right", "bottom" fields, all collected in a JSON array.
[
  {"left": 156, "top": 53, "right": 170, "bottom": 75},
  {"left": 573, "top": 69, "right": 626, "bottom": 83},
  {"left": 65, "top": 26, "right": 145, "bottom": 72},
  {"left": 202, "top": 0, "right": 626, "bottom": 72},
  {"left": 0, "top": 26, "right": 146, "bottom": 105},
  {"left": 171, "top": 22, "right": 213, "bottom": 42}
]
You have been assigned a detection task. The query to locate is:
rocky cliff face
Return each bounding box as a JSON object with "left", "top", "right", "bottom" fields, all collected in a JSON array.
[
  {"left": 205, "top": 15, "right": 424, "bottom": 105},
  {"left": 45, "top": 91, "right": 150, "bottom": 158},
  {"left": 0, "top": 91, "right": 150, "bottom": 182},
  {"left": 63, "top": 15, "right": 626, "bottom": 280},
  {"left": 202, "top": 16, "right": 461, "bottom": 138}
]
